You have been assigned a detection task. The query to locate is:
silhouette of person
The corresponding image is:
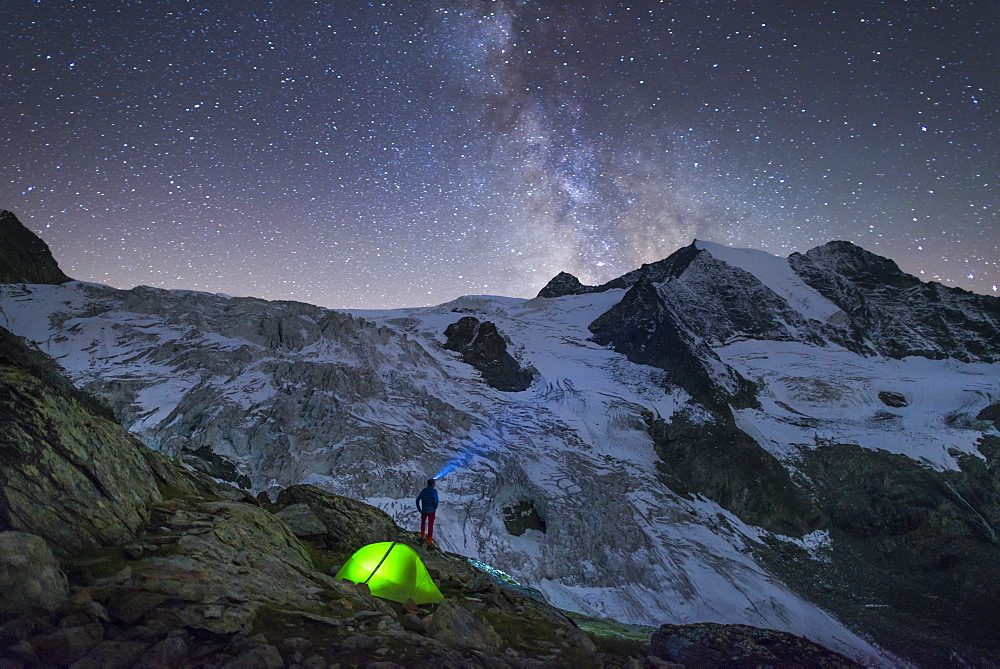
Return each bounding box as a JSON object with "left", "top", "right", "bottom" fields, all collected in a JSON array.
[{"left": 416, "top": 478, "right": 439, "bottom": 545}]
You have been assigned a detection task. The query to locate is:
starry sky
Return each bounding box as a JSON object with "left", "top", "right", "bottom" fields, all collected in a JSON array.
[{"left": 3, "top": 0, "right": 997, "bottom": 308}]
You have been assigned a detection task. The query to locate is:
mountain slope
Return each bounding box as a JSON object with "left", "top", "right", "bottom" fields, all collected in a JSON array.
[{"left": 0, "top": 210, "right": 70, "bottom": 284}]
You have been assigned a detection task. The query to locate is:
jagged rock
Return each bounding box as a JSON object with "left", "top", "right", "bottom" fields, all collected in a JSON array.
[
  {"left": 182, "top": 445, "right": 252, "bottom": 489},
  {"left": 536, "top": 271, "right": 598, "bottom": 298},
  {"left": 443, "top": 316, "right": 533, "bottom": 391},
  {"left": 877, "top": 391, "right": 908, "bottom": 408},
  {"left": 0, "top": 532, "right": 69, "bottom": 617},
  {"left": 650, "top": 622, "right": 860, "bottom": 667},
  {"left": 0, "top": 210, "right": 71, "bottom": 284},
  {"left": 789, "top": 241, "right": 1000, "bottom": 362}
]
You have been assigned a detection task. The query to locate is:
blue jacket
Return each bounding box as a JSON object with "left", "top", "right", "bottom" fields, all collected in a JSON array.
[{"left": 416, "top": 486, "right": 439, "bottom": 514}]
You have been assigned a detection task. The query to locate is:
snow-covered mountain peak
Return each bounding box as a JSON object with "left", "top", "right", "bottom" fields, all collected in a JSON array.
[{"left": 692, "top": 240, "right": 846, "bottom": 324}]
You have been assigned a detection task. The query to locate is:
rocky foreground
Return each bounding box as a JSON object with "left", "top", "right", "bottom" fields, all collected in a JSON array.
[{"left": 0, "top": 324, "right": 862, "bottom": 667}]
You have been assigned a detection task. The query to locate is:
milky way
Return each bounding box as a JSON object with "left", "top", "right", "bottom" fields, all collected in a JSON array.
[{"left": 3, "top": 1, "right": 997, "bottom": 308}]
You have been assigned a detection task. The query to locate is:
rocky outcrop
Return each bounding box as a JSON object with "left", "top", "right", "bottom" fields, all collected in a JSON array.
[
  {"left": 0, "top": 210, "right": 71, "bottom": 284},
  {"left": 757, "top": 438, "right": 1000, "bottom": 666},
  {"left": 443, "top": 316, "right": 534, "bottom": 392},
  {"left": 0, "top": 470, "right": 604, "bottom": 666},
  {"left": 0, "top": 326, "right": 202, "bottom": 557},
  {"left": 789, "top": 241, "right": 1000, "bottom": 362},
  {"left": 646, "top": 412, "right": 819, "bottom": 536},
  {"left": 978, "top": 402, "right": 1000, "bottom": 430},
  {"left": 274, "top": 484, "right": 399, "bottom": 550},
  {"left": 0, "top": 326, "right": 113, "bottom": 422},
  {"left": 589, "top": 273, "right": 758, "bottom": 410},
  {"left": 650, "top": 622, "right": 860, "bottom": 667},
  {"left": 536, "top": 271, "right": 597, "bottom": 298},
  {"left": 501, "top": 500, "right": 547, "bottom": 536}
]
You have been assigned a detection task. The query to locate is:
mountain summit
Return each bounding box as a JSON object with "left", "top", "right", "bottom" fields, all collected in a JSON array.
[{"left": 0, "top": 210, "right": 70, "bottom": 284}]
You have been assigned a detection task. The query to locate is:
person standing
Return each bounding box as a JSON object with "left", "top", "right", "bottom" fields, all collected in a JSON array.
[{"left": 416, "top": 478, "right": 439, "bottom": 546}]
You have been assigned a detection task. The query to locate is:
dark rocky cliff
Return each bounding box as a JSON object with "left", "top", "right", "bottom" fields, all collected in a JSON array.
[
  {"left": 0, "top": 211, "right": 71, "bottom": 285},
  {"left": 789, "top": 241, "right": 1000, "bottom": 362},
  {"left": 443, "top": 316, "right": 534, "bottom": 392}
]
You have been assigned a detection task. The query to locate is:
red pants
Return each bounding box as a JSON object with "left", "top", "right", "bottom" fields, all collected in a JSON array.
[{"left": 420, "top": 512, "right": 435, "bottom": 542}]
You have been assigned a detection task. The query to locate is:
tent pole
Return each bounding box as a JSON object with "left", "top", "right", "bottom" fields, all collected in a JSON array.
[{"left": 364, "top": 542, "right": 397, "bottom": 585}]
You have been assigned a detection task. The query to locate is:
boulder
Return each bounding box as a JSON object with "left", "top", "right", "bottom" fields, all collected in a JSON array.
[
  {"left": 274, "top": 503, "right": 327, "bottom": 537},
  {"left": 878, "top": 391, "right": 908, "bottom": 408},
  {"left": 68, "top": 639, "right": 149, "bottom": 669},
  {"left": 132, "top": 635, "right": 188, "bottom": 667},
  {"left": 221, "top": 644, "right": 285, "bottom": 669},
  {"left": 30, "top": 622, "right": 105, "bottom": 666},
  {"left": 0, "top": 531, "right": 69, "bottom": 618},
  {"left": 274, "top": 485, "right": 398, "bottom": 551},
  {"left": 443, "top": 316, "right": 533, "bottom": 392}
]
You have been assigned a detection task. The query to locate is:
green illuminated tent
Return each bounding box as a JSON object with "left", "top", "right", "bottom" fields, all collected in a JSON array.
[{"left": 334, "top": 542, "right": 444, "bottom": 605}]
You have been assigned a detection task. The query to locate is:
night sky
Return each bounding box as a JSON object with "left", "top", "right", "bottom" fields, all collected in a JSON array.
[{"left": 3, "top": 1, "right": 997, "bottom": 309}]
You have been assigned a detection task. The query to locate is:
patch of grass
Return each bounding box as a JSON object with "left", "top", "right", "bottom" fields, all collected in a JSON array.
[
  {"left": 567, "top": 611, "right": 654, "bottom": 660},
  {"left": 587, "top": 630, "right": 650, "bottom": 659}
]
